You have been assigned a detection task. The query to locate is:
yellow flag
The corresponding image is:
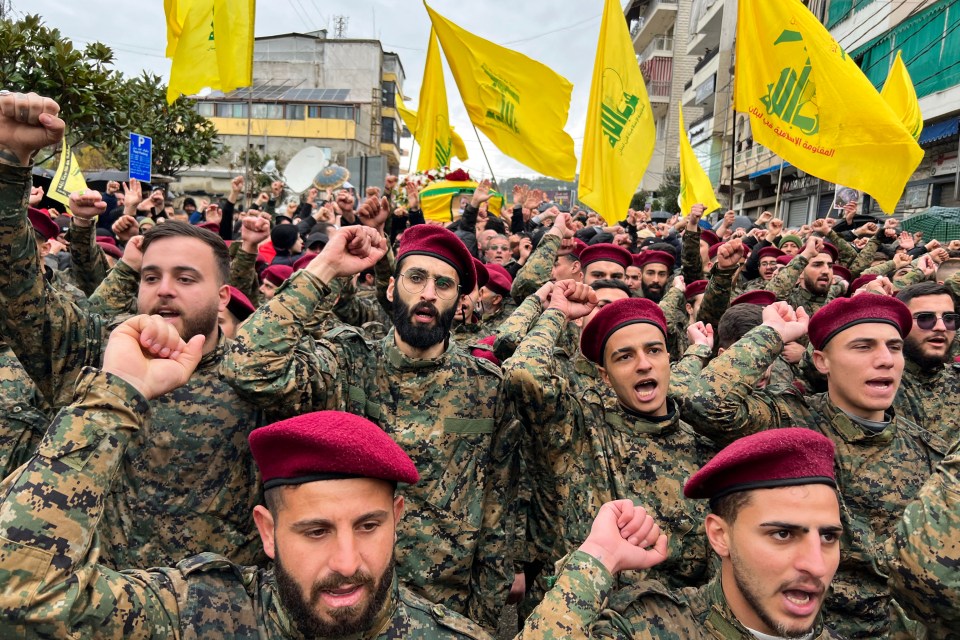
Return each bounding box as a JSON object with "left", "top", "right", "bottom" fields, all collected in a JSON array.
[
  {"left": 424, "top": 3, "right": 577, "bottom": 180},
  {"left": 416, "top": 30, "right": 458, "bottom": 171},
  {"left": 881, "top": 50, "right": 923, "bottom": 141},
  {"left": 734, "top": 0, "right": 923, "bottom": 213},
  {"left": 49, "top": 142, "right": 88, "bottom": 208},
  {"left": 678, "top": 105, "right": 721, "bottom": 217},
  {"left": 164, "top": 0, "right": 191, "bottom": 57},
  {"left": 398, "top": 95, "right": 469, "bottom": 169},
  {"left": 580, "top": 0, "right": 656, "bottom": 223},
  {"left": 167, "top": 0, "right": 255, "bottom": 104}
]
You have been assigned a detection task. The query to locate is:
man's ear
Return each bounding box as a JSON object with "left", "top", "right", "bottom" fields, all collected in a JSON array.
[
  {"left": 598, "top": 364, "right": 611, "bottom": 387},
  {"left": 218, "top": 284, "right": 230, "bottom": 313},
  {"left": 704, "top": 514, "right": 732, "bottom": 558},
  {"left": 386, "top": 276, "right": 395, "bottom": 303},
  {"left": 253, "top": 505, "right": 277, "bottom": 560},
  {"left": 812, "top": 348, "right": 829, "bottom": 375}
]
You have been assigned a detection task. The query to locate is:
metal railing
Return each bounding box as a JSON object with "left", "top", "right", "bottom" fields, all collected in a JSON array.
[{"left": 639, "top": 35, "right": 674, "bottom": 62}]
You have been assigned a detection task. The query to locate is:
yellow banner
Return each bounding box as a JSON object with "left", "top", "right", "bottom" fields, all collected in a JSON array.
[
  {"left": 580, "top": 0, "right": 656, "bottom": 223},
  {"left": 398, "top": 96, "right": 468, "bottom": 169},
  {"left": 416, "top": 30, "right": 460, "bottom": 171},
  {"left": 734, "top": 0, "right": 923, "bottom": 213},
  {"left": 425, "top": 2, "right": 577, "bottom": 180},
  {"left": 49, "top": 142, "right": 88, "bottom": 208},
  {"left": 881, "top": 50, "right": 923, "bottom": 141},
  {"left": 420, "top": 180, "right": 504, "bottom": 223},
  {"left": 167, "top": 0, "right": 255, "bottom": 103},
  {"left": 678, "top": 105, "right": 721, "bottom": 217}
]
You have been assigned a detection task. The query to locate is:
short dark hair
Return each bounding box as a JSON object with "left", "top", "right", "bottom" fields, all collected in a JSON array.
[
  {"left": 140, "top": 220, "right": 230, "bottom": 285},
  {"left": 718, "top": 304, "right": 765, "bottom": 350},
  {"left": 556, "top": 252, "right": 580, "bottom": 265},
  {"left": 590, "top": 278, "right": 632, "bottom": 297},
  {"left": 896, "top": 282, "right": 953, "bottom": 307},
  {"left": 710, "top": 491, "right": 752, "bottom": 524}
]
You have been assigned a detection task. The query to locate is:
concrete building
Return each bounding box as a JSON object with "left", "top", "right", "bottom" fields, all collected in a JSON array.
[
  {"left": 697, "top": 0, "right": 960, "bottom": 225},
  {"left": 181, "top": 29, "right": 405, "bottom": 193},
  {"left": 625, "top": 0, "right": 704, "bottom": 192}
]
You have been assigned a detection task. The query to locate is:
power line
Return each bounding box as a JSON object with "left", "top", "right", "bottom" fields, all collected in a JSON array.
[
  {"left": 859, "top": 12, "right": 960, "bottom": 80},
  {"left": 837, "top": 0, "right": 911, "bottom": 52},
  {"left": 501, "top": 14, "right": 602, "bottom": 45}
]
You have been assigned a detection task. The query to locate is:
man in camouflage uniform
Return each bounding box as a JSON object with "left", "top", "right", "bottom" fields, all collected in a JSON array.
[
  {"left": 510, "top": 211, "right": 580, "bottom": 303},
  {"left": 894, "top": 282, "right": 960, "bottom": 443},
  {"left": 763, "top": 236, "right": 840, "bottom": 314},
  {"left": 0, "top": 341, "right": 50, "bottom": 476},
  {"left": 223, "top": 224, "right": 517, "bottom": 632},
  {"left": 0, "top": 314, "right": 490, "bottom": 639},
  {"left": 502, "top": 287, "right": 717, "bottom": 617},
  {"left": 0, "top": 92, "right": 264, "bottom": 569},
  {"left": 518, "top": 428, "right": 960, "bottom": 639},
  {"left": 682, "top": 295, "right": 949, "bottom": 638}
]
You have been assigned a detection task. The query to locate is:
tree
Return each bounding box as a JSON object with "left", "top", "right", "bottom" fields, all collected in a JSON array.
[
  {"left": 112, "top": 73, "right": 223, "bottom": 178},
  {"left": 0, "top": 14, "right": 126, "bottom": 153},
  {"left": 656, "top": 166, "right": 681, "bottom": 214},
  {"left": 629, "top": 189, "right": 649, "bottom": 211}
]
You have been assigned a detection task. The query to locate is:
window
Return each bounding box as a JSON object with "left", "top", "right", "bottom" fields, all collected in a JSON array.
[
  {"left": 381, "top": 118, "right": 398, "bottom": 145},
  {"left": 196, "top": 102, "right": 215, "bottom": 117},
  {"left": 251, "top": 103, "right": 284, "bottom": 119},
  {"left": 215, "top": 103, "right": 248, "bottom": 118},
  {"left": 286, "top": 104, "right": 305, "bottom": 120},
  {"left": 381, "top": 80, "right": 396, "bottom": 108}
]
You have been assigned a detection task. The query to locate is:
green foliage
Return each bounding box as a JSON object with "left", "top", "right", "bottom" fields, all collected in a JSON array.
[
  {"left": 236, "top": 148, "right": 286, "bottom": 192},
  {"left": 656, "top": 166, "right": 681, "bottom": 214},
  {"left": 629, "top": 189, "right": 649, "bottom": 210}
]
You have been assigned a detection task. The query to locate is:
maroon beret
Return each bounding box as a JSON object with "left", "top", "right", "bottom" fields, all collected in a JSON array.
[
  {"left": 580, "top": 297, "right": 668, "bottom": 365},
  {"left": 832, "top": 264, "right": 852, "bottom": 283},
  {"left": 261, "top": 264, "right": 293, "bottom": 287},
  {"left": 470, "top": 334, "right": 501, "bottom": 367},
  {"left": 28, "top": 207, "right": 60, "bottom": 241},
  {"left": 684, "top": 279, "right": 708, "bottom": 301},
  {"left": 731, "top": 289, "right": 777, "bottom": 307},
  {"left": 684, "top": 428, "right": 836, "bottom": 500},
  {"left": 634, "top": 249, "right": 675, "bottom": 271},
  {"left": 96, "top": 239, "right": 124, "bottom": 260},
  {"left": 226, "top": 285, "right": 255, "bottom": 322},
  {"left": 484, "top": 263, "right": 513, "bottom": 297},
  {"left": 473, "top": 258, "right": 489, "bottom": 290},
  {"left": 197, "top": 221, "right": 220, "bottom": 234},
  {"left": 808, "top": 295, "right": 912, "bottom": 351},
  {"left": 579, "top": 243, "right": 632, "bottom": 270},
  {"left": 777, "top": 254, "right": 793, "bottom": 266},
  {"left": 249, "top": 410, "right": 420, "bottom": 490},
  {"left": 397, "top": 225, "right": 476, "bottom": 293},
  {"left": 292, "top": 251, "right": 318, "bottom": 272},
  {"left": 572, "top": 238, "right": 588, "bottom": 258},
  {"left": 820, "top": 241, "right": 839, "bottom": 263},
  {"left": 708, "top": 242, "right": 724, "bottom": 260},
  {"left": 97, "top": 235, "right": 118, "bottom": 247},
  {"left": 700, "top": 228, "right": 721, "bottom": 247},
  {"left": 757, "top": 246, "right": 785, "bottom": 261},
  {"left": 848, "top": 273, "right": 879, "bottom": 297}
]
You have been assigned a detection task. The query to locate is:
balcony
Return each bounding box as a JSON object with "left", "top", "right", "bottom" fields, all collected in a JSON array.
[
  {"left": 684, "top": 47, "right": 720, "bottom": 107},
  {"left": 638, "top": 35, "right": 674, "bottom": 64},
  {"left": 687, "top": 0, "right": 725, "bottom": 56},
  {"left": 627, "top": 0, "right": 678, "bottom": 54},
  {"left": 640, "top": 56, "right": 672, "bottom": 106}
]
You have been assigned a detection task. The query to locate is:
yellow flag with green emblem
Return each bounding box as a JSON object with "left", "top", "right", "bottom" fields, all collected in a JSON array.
[
  {"left": 881, "top": 50, "right": 923, "bottom": 141},
  {"left": 424, "top": 2, "right": 577, "bottom": 180},
  {"left": 397, "top": 96, "right": 468, "bottom": 169},
  {"left": 734, "top": 0, "right": 923, "bottom": 213},
  {"left": 678, "top": 105, "right": 721, "bottom": 217},
  {"left": 166, "top": 0, "right": 255, "bottom": 104},
  {"left": 49, "top": 142, "right": 88, "bottom": 208},
  {"left": 580, "top": 0, "right": 656, "bottom": 224},
  {"left": 415, "top": 29, "right": 464, "bottom": 171}
]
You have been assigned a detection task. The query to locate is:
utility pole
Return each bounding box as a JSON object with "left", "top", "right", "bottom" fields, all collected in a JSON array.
[
  {"left": 0, "top": 0, "right": 15, "bottom": 20},
  {"left": 333, "top": 15, "right": 348, "bottom": 39}
]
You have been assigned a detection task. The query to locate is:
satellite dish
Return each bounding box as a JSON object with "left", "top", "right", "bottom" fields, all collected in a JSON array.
[
  {"left": 262, "top": 159, "right": 277, "bottom": 174},
  {"left": 284, "top": 146, "right": 331, "bottom": 193}
]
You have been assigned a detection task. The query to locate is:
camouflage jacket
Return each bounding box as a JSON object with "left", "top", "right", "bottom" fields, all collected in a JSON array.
[
  {"left": 763, "top": 255, "right": 835, "bottom": 313},
  {"left": 0, "top": 369, "right": 490, "bottom": 640},
  {"left": 681, "top": 228, "right": 705, "bottom": 284},
  {"left": 66, "top": 217, "right": 110, "bottom": 297},
  {"left": 681, "top": 325, "right": 950, "bottom": 638},
  {"left": 0, "top": 164, "right": 264, "bottom": 569},
  {"left": 862, "top": 258, "right": 930, "bottom": 290},
  {"left": 660, "top": 265, "right": 735, "bottom": 361},
  {"left": 501, "top": 309, "right": 716, "bottom": 592},
  {"left": 518, "top": 551, "right": 839, "bottom": 639},
  {"left": 894, "top": 358, "right": 960, "bottom": 444},
  {"left": 511, "top": 233, "right": 560, "bottom": 304},
  {"left": 0, "top": 341, "right": 50, "bottom": 477},
  {"left": 222, "top": 269, "right": 518, "bottom": 632}
]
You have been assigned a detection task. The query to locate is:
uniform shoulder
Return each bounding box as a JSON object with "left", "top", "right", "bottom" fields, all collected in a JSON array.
[
  {"left": 603, "top": 579, "right": 705, "bottom": 633},
  {"left": 173, "top": 552, "right": 259, "bottom": 590},
  {"left": 321, "top": 323, "right": 372, "bottom": 347},
  {"left": 450, "top": 342, "right": 503, "bottom": 379},
  {"left": 398, "top": 586, "right": 492, "bottom": 639}
]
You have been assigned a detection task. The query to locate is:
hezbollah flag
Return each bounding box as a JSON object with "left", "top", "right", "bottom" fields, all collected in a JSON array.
[
  {"left": 881, "top": 50, "right": 923, "bottom": 141},
  {"left": 164, "top": 0, "right": 190, "bottom": 57},
  {"left": 415, "top": 30, "right": 467, "bottom": 171},
  {"left": 397, "top": 96, "right": 469, "bottom": 167},
  {"left": 424, "top": 2, "right": 577, "bottom": 180},
  {"left": 734, "top": 0, "right": 923, "bottom": 213},
  {"left": 166, "top": 0, "right": 255, "bottom": 103},
  {"left": 580, "top": 0, "right": 656, "bottom": 223},
  {"left": 420, "top": 180, "right": 504, "bottom": 223},
  {"left": 678, "top": 105, "right": 721, "bottom": 216},
  {"left": 49, "top": 142, "right": 88, "bottom": 208}
]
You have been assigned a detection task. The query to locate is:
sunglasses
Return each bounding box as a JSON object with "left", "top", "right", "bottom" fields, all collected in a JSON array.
[{"left": 913, "top": 312, "right": 959, "bottom": 331}]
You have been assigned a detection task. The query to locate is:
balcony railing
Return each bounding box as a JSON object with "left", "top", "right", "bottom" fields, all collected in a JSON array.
[
  {"left": 649, "top": 80, "right": 672, "bottom": 98},
  {"left": 639, "top": 35, "right": 674, "bottom": 62},
  {"left": 693, "top": 46, "right": 719, "bottom": 74}
]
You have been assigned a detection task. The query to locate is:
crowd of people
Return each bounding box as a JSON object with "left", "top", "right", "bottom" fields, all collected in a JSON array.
[{"left": 0, "top": 91, "right": 957, "bottom": 639}]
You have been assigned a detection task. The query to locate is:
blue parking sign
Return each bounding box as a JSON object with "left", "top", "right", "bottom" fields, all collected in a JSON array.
[{"left": 129, "top": 133, "right": 152, "bottom": 182}]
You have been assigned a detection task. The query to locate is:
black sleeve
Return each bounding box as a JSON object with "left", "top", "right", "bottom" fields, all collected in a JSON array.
[
  {"left": 511, "top": 205, "right": 525, "bottom": 234},
  {"left": 219, "top": 198, "right": 236, "bottom": 241}
]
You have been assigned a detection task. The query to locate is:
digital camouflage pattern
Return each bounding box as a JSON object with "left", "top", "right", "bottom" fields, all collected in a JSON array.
[
  {"left": 894, "top": 358, "right": 960, "bottom": 444},
  {"left": 223, "top": 269, "right": 518, "bottom": 632},
  {"left": 510, "top": 233, "right": 561, "bottom": 304},
  {"left": 517, "top": 551, "right": 839, "bottom": 639},
  {"left": 501, "top": 309, "right": 716, "bottom": 596},
  {"left": 0, "top": 163, "right": 265, "bottom": 569},
  {"left": 681, "top": 228, "right": 706, "bottom": 284},
  {"left": 763, "top": 255, "right": 837, "bottom": 314},
  {"left": 0, "top": 369, "right": 490, "bottom": 639},
  {"left": 66, "top": 218, "right": 109, "bottom": 297},
  {"left": 681, "top": 324, "right": 949, "bottom": 638},
  {"left": 0, "top": 341, "right": 50, "bottom": 477}
]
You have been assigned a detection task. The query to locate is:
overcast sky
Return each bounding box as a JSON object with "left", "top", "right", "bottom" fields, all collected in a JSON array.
[{"left": 23, "top": 0, "right": 630, "bottom": 180}]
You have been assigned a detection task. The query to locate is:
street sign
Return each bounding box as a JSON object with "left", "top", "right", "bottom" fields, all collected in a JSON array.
[{"left": 129, "top": 133, "right": 152, "bottom": 182}]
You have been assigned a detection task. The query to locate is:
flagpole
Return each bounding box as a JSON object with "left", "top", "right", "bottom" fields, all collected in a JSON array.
[
  {"left": 729, "top": 101, "right": 736, "bottom": 210},
  {"left": 472, "top": 124, "right": 498, "bottom": 187},
  {"left": 407, "top": 138, "right": 416, "bottom": 175},
  {"left": 774, "top": 160, "right": 785, "bottom": 217}
]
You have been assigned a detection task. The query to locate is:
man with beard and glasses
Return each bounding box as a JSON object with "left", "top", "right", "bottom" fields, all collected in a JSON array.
[
  {"left": 894, "top": 282, "right": 960, "bottom": 442},
  {"left": 225, "top": 224, "right": 517, "bottom": 633},
  {"left": 0, "top": 314, "right": 490, "bottom": 639},
  {"left": 0, "top": 92, "right": 264, "bottom": 570},
  {"left": 683, "top": 296, "right": 950, "bottom": 638},
  {"left": 633, "top": 250, "right": 674, "bottom": 303},
  {"left": 764, "top": 236, "right": 840, "bottom": 314}
]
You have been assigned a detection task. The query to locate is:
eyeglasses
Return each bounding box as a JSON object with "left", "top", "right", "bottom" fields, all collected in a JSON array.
[
  {"left": 912, "top": 312, "right": 959, "bottom": 331},
  {"left": 398, "top": 271, "right": 460, "bottom": 300}
]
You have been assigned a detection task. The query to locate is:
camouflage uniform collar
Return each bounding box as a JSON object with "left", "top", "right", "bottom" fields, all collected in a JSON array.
[
  {"left": 607, "top": 398, "right": 680, "bottom": 435},
  {"left": 904, "top": 357, "right": 944, "bottom": 381},
  {"left": 814, "top": 393, "right": 897, "bottom": 444},
  {"left": 198, "top": 329, "right": 228, "bottom": 370},
  {"left": 701, "top": 577, "right": 832, "bottom": 639},
  {"left": 383, "top": 328, "right": 453, "bottom": 369}
]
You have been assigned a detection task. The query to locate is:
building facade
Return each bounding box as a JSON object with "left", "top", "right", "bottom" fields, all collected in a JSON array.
[{"left": 181, "top": 30, "right": 404, "bottom": 194}]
